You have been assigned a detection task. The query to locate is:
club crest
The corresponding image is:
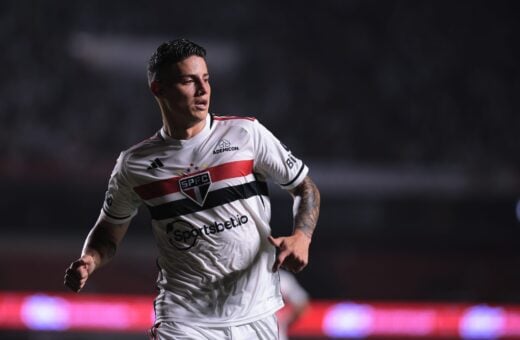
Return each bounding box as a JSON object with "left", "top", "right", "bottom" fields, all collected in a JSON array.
[{"left": 179, "top": 171, "right": 212, "bottom": 206}]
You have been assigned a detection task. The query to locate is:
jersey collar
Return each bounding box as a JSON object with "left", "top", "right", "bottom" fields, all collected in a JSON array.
[{"left": 160, "top": 114, "right": 212, "bottom": 148}]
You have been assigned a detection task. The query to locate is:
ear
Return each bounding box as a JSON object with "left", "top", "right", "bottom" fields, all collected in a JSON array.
[{"left": 150, "top": 81, "right": 163, "bottom": 97}]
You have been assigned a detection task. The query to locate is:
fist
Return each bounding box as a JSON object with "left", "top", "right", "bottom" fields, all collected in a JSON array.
[{"left": 64, "top": 255, "right": 95, "bottom": 292}]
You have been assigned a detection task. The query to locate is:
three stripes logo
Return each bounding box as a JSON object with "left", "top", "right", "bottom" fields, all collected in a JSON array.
[{"left": 147, "top": 158, "right": 164, "bottom": 170}]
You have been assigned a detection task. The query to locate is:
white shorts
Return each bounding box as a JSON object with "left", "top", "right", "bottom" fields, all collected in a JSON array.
[{"left": 148, "top": 314, "right": 279, "bottom": 340}]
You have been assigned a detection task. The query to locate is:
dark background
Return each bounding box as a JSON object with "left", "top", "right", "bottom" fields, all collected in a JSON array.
[{"left": 1, "top": 0, "right": 520, "bottom": 338}]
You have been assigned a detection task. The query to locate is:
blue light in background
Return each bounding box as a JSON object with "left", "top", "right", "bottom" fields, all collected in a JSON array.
[
  {"left": 459, "top": 305, "right": 505, "bottom": 339},
  {"left": 20, "top": 294, "right": 70, "bottom": 331},
  {"left": 323, "top": 302, "right": 374, "bottom": 338}
]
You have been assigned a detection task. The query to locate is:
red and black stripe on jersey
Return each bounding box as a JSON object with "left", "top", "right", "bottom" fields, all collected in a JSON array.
[
  {"left": 133, "top": 159, "right": 268, "bottom": 220},
  {"left": 146, "top": 180, "right": 267, "bottom": 220}
]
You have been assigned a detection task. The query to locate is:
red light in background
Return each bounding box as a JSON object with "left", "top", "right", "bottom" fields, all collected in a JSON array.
[{"left": 2, "top": 292, "right": 520, "bottom": 338}]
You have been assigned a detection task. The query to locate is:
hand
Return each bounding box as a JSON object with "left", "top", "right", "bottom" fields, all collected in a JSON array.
[
  {"left": 268, "top": 230, "right": 311, "bottom": 273},
  {"left": 64, "top": 254, "right": 96, "bottom": 292}
]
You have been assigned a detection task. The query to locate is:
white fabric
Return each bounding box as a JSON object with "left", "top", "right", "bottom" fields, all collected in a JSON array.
[
  {"left": 100, "top": 114, "right": 308, "bottom": 326},
  {"left": 150, "top": 314, "right": 279, "bottom": 340}
]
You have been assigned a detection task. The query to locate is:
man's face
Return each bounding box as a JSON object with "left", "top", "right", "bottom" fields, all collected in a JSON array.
[{"left": 160, "top": 55, "right": 211, "bottom": 123}]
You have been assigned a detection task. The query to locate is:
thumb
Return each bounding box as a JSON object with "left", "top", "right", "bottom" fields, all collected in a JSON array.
[
  {"left": 268, "top": 235, "right": 281, "bottom": 248},
  {"left": 73, "top": 255, "right": 96, "bottom": 274},
  {"left": 268, "top": 236, "right": 287, "bottom": 272},
  {"left": 71, "top": 259, "right": 86, "bottom": 270}
]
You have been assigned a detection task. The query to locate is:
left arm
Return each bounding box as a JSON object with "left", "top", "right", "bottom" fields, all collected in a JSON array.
[{"left": 268, "top": 175, "right": 321, "bottom": 272}]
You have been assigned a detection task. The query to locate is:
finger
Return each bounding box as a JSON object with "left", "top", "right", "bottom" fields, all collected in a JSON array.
[
  {"left": 64, "top": 274, "right": 87, "bottom": 292},
  {"left": 64, "top": 271, "right": 82, "bottom": 285},
  {"left": 272, "top": 258, "right": 281, "bottom": 272},
  {"left": 291, "top": 262, "right": 305, "bottom": 273},
  {"left": 290, "top": 259, "right": 307, "bottom": 273},
  {"left": 64, "top": 260, "right": 90, "bottom": 292},
  {"left": 64, "top": 278, "right": 81, "bottom": 292},
  {"left": 65, "top": 266, "right": 88, "bottom": 280},
  {"left": 272, "top": 249, "right": 290, "bottom": 272},
  {"left": 64, "top": 273, "right": 85, "bottom": 288},
  {"left": 69, "top": 258, "right": 89, "bottom": 271},
  {"left": 267, "top": 235, "right": 281, "bottom": 248},
  {"left": 280, "top": 257, "right": 297, "bottom": 273},
  {"left": 68, "top": 261, "right": 82, "bottom": 271},
  {"left": 64, "top": 274, "right": 79, "bottom": 286},
  {"left": 282, "top": 254, "right": 308, "bottom": 273}
]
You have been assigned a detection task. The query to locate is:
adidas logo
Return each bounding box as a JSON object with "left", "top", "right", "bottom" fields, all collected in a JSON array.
[
  {"left": 213, "top": 139, "right": 239, "bottom": 154},
  {"left": 147, "top": 158, "right": 164, "bottom": 170}
]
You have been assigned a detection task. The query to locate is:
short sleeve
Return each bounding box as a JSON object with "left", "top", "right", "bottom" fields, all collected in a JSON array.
[
  {"left": 252, "top": 120, "right": 308, "bottom": 190},
  {"left": 100, "top": 152, "right": 141, "bottom": 224}
]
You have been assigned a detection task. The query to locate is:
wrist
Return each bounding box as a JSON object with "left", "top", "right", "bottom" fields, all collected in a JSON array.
[
  {"left": 293, "top": 228, "right": 312, "bottom": 242},
  {"left": 81, "top": 252, "right": 100, "bottom": 273}
]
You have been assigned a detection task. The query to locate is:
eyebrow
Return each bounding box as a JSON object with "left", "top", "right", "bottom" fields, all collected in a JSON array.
[{"left": 177, "top": 73, "right": 210, "bottom": 79}]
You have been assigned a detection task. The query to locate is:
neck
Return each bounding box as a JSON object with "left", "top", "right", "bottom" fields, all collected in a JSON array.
[{"left": 162, "top": 115, "right": 207, "bottom": 140}]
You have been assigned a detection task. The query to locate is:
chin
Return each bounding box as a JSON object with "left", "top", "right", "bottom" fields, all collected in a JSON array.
[{"left": 193, "top": 110, "right": 208, "bottom": 119}]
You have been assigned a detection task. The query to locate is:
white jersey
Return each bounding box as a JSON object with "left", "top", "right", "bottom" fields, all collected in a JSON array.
[{"left": 100, "top": 113, "right": 309, "bottom": 327}]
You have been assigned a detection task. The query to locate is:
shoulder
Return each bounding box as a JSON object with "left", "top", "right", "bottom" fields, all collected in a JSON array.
[
  {"left": 211, "top": 114, "right": 267, "bottom": 136},
  {"left": 212, "top": 114, "right": 258, "bottom": 130},
  {"left": 107, "top": 131, "right": 164, "bottom": 184},
  {"left": 123, "top": 131, "right": 163, "bottom": 154},
  {"left": 121, "top": 130, "right": 163, "bottom": 155},
  {"left": 212, "top": 114, "right": 257, "bottom": 123},
  {"left": 117, "top": 131, "right": 164, "bottom": 168}
]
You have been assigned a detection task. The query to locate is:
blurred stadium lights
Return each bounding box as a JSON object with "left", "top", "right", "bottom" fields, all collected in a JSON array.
[
  {"left": 516, "top": 199, "right": 520, "bottom": 223},
  {"left": 2, "top": 292, "right": 520, "bottom": 339},
  {"left": 304, "top": 161, "right": 520, "bottom": 199},
  {"left": 67, "top": 32, "right": 242, "bottom": 78}
]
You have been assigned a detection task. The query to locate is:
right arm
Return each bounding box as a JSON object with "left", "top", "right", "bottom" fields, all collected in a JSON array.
[{"left": 64, "top": 214, "right": 130, "bottom": 292}]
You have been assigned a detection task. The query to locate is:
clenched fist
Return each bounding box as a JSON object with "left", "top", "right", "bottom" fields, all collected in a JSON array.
[{"left": 64, "top": 254, "right": 96, "bottom": 292}]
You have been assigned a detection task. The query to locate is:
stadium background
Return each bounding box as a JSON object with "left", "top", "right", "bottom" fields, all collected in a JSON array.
[{"left": 1, "top": 0, "right": 520, "bottom": 339}]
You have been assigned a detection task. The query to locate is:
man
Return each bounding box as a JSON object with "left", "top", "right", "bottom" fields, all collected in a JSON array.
[{"left": 64, "top": 39, "right": 320, "bottom": 340}]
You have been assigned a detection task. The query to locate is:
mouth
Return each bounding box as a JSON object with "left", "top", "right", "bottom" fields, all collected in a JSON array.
[{"left": 194, "top": 99, "right": 209, "bottom": 110}]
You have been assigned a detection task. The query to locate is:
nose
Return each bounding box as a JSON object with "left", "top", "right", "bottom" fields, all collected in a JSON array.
[{"left": 196, "top": 80, "right": 209, "bottom": 96}]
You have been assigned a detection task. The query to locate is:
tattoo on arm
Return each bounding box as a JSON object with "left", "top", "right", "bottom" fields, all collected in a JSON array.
[{"left": 291, "top": 176, "right": 321, "bottom": 239}]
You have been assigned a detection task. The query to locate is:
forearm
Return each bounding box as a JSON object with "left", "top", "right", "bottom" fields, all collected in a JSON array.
[
  {"left": 291, "top": 176, "right": 320, "bottom": 239},
  {"left": 82, "top": 228, "right": 117, "bottom": 269},
  {"left": 81, "top": 219, "right": 128, "bottom": 271}
]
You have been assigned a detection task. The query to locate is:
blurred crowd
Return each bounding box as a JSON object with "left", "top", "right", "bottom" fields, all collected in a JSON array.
[{"left": 1, "top": 1, "right": 519, "bottom": 170}]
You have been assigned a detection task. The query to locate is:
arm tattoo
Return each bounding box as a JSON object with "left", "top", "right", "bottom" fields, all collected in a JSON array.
[{"left": 291, "top": 176, "right": 321, "bottom": 239}]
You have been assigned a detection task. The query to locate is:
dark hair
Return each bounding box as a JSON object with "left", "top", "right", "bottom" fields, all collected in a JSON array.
[{"left": 147, "top": 38, "right": 206, "bottom": 84}]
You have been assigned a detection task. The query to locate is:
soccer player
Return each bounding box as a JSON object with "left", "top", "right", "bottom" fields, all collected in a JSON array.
[{"left": 64, "top": 38, "right": 320, "bottom": 340}]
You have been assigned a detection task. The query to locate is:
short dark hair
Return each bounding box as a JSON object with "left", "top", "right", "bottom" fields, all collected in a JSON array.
[{"left": 147, "top": 38, "right": 206, "bottom": 84}]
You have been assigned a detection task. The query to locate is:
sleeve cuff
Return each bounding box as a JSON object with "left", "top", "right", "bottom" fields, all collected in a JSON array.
[
  {"left": 280, "top": 164, "right": 309, "bottom": 190},
  {"left": 99, "top": 208, "right": 136, "bottom": 224}
]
